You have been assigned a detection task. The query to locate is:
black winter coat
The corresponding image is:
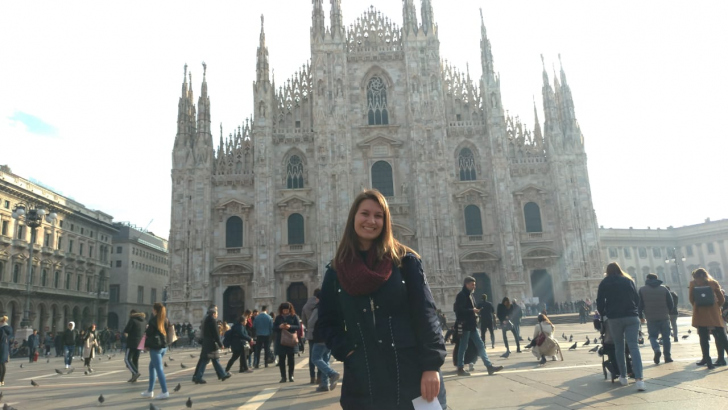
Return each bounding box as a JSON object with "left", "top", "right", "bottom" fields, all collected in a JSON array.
[
  {"left": 496, "top": 303, "right": 514, "bottom": 323},
  {"left": 273, "top": 314, "right": 300, "bottom": 354},
  {"left": 454, "top": 286, "right": 478, "bottom": 331},
  {"left": 201, "top": 314, "right": 223, "bottom": 354},
  {"left": 229, "top": 323, "right": 252, "bottom": 351},
  {"left": 318, "top": 254, "right": 446, "bottom": 410},
  {"left": 62, "top": 328, "right": 78, "bottom": 346},
  {"left": 123, "top": 313, "right": 146, "bottom": 350},
  {"left": 144, "top": 316, "right": 167, "bottom": 350},
  {"left": 597, "top": 275, "right": 639, "bottom": 319}
]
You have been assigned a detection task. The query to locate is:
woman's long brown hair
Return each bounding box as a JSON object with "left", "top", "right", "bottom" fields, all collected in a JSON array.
[
  {"left": 153, "top": 302, "right": 166, "bottom": 337},
  {"left": 605, "top": 262, "right": 633, "bottom": 281},
  {"left": 333, "top": 189, "right": 418, "bottom": 270}
]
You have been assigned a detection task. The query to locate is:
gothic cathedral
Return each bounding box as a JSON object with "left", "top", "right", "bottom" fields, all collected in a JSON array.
[{"left": 167, "top": 0, "right": 603, "bottom": 324}]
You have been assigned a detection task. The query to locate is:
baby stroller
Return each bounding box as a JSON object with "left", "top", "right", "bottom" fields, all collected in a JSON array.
[
  {"left": 595, "top": 318, "right": 633, "bottom": 382},
  {"left": 450, "top": 320, "right": 478, "bottom": 368}
]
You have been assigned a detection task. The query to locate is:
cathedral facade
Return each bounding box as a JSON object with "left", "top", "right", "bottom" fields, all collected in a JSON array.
[{"left": 167, "top": 0, "right": 603, "bottom": 324}]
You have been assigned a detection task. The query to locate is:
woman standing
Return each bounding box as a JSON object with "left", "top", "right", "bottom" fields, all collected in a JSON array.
[
  {"left": 273, "top": 302, "right": 300, "bottom": 383},
  {"left": 689, "top": 268, "right": 728, "bottom": 368},
  {"left": 530, "top": 314, "right": 562, "bottom": 365},
  {"left": 141, "top": 302, "right": 170, "bottom": 400},
  {"left": 226, "top": 312, "right": 254, "bottom": 373},
  {"left": 317, "top": 190, "right": 447, "bottom": 410},
  {"left": 596, "top": 262, "right": 644, "bottom": 391},
  {"left": 0, "top": 315, "right": 12, "bottom": 386},
  {"left": 82, "top": 324, "right": 98, "bottom": 372},
  {"left": 496, "top": 297, "right": 521, "bottom": 356}
]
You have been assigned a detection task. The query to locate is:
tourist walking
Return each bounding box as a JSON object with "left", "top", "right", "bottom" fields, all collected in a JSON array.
[
  {"left": 54, "top": 331, "right": 63, "bottom": 357},
  {"left": 689, "top": 268, "right": 728, "bottom": 368},
  {"left": 27, "top": 329, "right": 39, "bottom": 363},
  {"left": 253, "top": 306, "right": 273, "bottom": 368},
  {"left": 511, "top": 299, "right": 524, "bottom": 341},
  {"left": 317, "top": 190, "right": 448, "bottom": 409},
  {"left": 225, "top": 311, "right": 254, "bottom": 373},
  {"left": 43, "top": 332, "right": 53, "bottom": 357},
  {"left": 496, "top": 297, "right": 521, "bottom": 356},
  {"left": 596, "top": 262, "right": 645, "bottom": 391},
  {"left": 476, "top": 294, "right": 496, "bottom": 349},
  {"left": 62, "top": 321, "right": 78, "bottom": 369},
  {"left": 273, "top": 302, "right": 300, "bottom": 383},
  {"left": 530, "top": 314, "right": 562, "bottom": 365},
  {"left": 301, "top": 289, "right": 321, "bottom": 384},
  {"left": 82, "top": 324, "right": 98, "bottom": 372},
  {"left": 141, "top": 302, "right": 171, "bottom": 400},
  {"left": 0, "top": 315, "right": 12, "bottom": 386},
  {"left": 638, "top": 273, "right": 674, "bottom": 364},
  {"left": 123, "top": 310, "right": 146, "bottom": 382},
  {"left": 192, "top": 306, "right": 231, "bottom": 384},
  {"left": 308, "top": 297, "right": 340, "bottom": 392},
  {"left": 666, "top": 286, "right": 679, "bottom": 342}
]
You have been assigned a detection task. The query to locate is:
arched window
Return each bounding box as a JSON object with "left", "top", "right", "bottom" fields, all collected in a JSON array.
[
  {"left": 41, "top": 269, "right": 48, "bottom": 287},
  {"left": 524, "top": 202, "right": 543, "bottom": 233},
  {"left": 458, "top": 148, "right": 476, "bottom": 181},
  {"left": 464, "top": 205, "right": 483, "bottom": 236},
  {"left": 367, "top": 76, "right": 389, "bottom": 125},
  {"left": 286, "top": 155, "right": 304, "bottom": 189},
  {"left": 288, "top": 214, "right": 305, "bottom": 245},
  {"left": 225, "top": 216, "right": 243, "bottom": 248},
  {"left": 13, "top": 264, "right": 20, "bottom": 283},
  {"left": 54, "top": 271, "right": 60, "bottom": 288},
  {"left": 371, "top": 161, "right": 394, "bottom": 197}
]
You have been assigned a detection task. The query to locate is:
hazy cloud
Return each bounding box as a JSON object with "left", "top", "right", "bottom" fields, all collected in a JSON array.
[{"left": 8, "top": 111, "right": 58, "bottom": 136}]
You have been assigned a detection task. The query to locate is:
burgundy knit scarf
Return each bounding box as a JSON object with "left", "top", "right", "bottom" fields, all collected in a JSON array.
[{"left": 336, "top": 251, "right": 393, "bottom": 296}]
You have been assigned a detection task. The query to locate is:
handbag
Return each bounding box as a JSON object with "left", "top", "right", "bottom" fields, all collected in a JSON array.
[
  {"left": 535, "top": 323, "right": 547, "bottom": 346},
  {"left": 693, "top": 286, "right": 715, "bottom": 306},
  {"left": 280, "top": 329, "right": 298, "bottom": 348},
  {"left": 207, "top": 350, "right": 221, "bottom": 360},
  {"left": 502, "top": 320, "right": 513, "bottom": 331},
  {"left": 137, "top": 334, "right": 147, "bottom": 351},
  {"left": 167, "top": 328, "right": 178, "bottom": 345}
]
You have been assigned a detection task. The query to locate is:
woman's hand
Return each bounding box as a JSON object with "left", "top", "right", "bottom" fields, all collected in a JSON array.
[{"left": 420, "top": 370, "right": 440, "bottom": 402}]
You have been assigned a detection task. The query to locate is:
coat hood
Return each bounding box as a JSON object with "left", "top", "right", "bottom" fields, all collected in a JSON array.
[
  {"left": 131, "top": 312, "right": 146, "bottom": 320},
  {"left": 68, "top": 322, "right": 75, "bottom": 330},
  {"left": 645, "top": 278, "right": 663, "bottom": 287}
]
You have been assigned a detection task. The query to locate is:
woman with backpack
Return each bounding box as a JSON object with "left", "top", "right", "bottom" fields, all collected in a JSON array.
[
  {"left": 689, "top": 268, "right": 728, "bottom": 368},
  {"left": 225, "top": 311, "right": 254, "bottom": 373},
  {"left": 141, "top": 302, "right": 171, "bottom": 400}
]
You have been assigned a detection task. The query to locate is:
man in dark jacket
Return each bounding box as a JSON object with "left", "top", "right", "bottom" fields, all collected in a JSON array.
[
  {"left": 639, "top": 274, "right": 675, "bottom": 364},
  {"left": 192, "top": 306, "right": 231, "bottom": 384},
  {"left": 300, "top": 288, "right": 322, "bottom": 385},
  {"left": 62, "top": 322, "right": 78, "bottom": 369},
  {"left": 666, "top": 286, "right": 679, "bottom": 342},
  {"left": 476, "top": 294, "right": 496, "bottom": 349},
  {"left": 454, "top": 276, "right": 503, "bottom": 376},
  {"left": 27, "top": 330, "right": 39, "bottom": 363},
  {"left": 123, "top": 310, "right": 146, "bottom": 382}
]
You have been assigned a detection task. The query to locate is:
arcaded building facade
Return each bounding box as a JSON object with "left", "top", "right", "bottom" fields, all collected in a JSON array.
[{"left": 166, "top": 1, "right": 602, "bottom": 323}]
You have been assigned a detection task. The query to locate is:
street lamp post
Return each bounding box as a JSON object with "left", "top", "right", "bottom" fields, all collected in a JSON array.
[
  {"left": 11, "top": 202, "right": 57, "bottom": 328},
  {"left": 665, "top": 248, "right": 687, "bottom": 309}
]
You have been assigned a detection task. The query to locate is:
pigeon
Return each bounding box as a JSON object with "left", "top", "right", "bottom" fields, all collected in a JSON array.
[
  {"left": 19, "top": 364, "right": 23, "bottom": 368},
  {"left": 149, "top": 404, "right": 161, "bottom": 410},
  {"left": 168, "top": 356, "right": 174, "bottom": 361},
  {"left": 164, "top": 362, "right": 168, "bottom": 368},
  {"left": 682, "top": 334, "right": 689, "bottom": 340},
  {"left": 594, "top": 338, "right": 598, "bottom": 344},
  {"left": 562, "top": 332, "right": 565, "bottom": 339},
  {"left": 688, "top": 329, "right": 692, "bottom": 334},
  {"left": 55, "top": 369, "right": 64, "bottom": 374},
  {"left": 583, "top": 339, "right": 590, "bottom": 346},
  {"left": 31, "top": 379, "right": 39, "bottom": 387},
  {"left": 527, "top": 337, "right": 531, "bottom": 342},
  {"left": 568, "top": 342, "right": 577, "bottom": 350},
  {"left": 589, "top": 345, "right": 599, "bottom": 352},
  {"left": 186, "top": 396, "right": 193, "bottom": 408},
  {"left": 562, "top": 334, "right": 567, "bottom": 341},
  {"left": 47, "top": 358, "right": 50, "bottom": 363},
  {"left": 569, "top": 335, "right": 573, "bottom": 342},
  {"left": 174, "top": 383, "right": 181, "bottom": 392},
  {"left": 190, "top": 354, "right": 196, "bottom": 358},
  {"left": 181, "top": 363, "right": 188, "bottom": 369},
  {"left": 108, "top": 356, "right": 112, "bottom": 360},
  {"left": 98, "top": 394, "right": 105, "bottom": 404},
  {"left": 0, "top": 391, "right": 3, "bottom": 401},
  {"left": 85, "top": 371, "right": 88, "bottom": 375}
]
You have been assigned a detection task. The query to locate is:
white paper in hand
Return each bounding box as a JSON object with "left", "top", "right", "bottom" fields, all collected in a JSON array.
[{"left": 412, "top": 395, "right": 442, "bottom": 410}]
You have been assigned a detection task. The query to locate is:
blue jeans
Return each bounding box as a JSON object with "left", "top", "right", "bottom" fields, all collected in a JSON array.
[
  {"left": 148, "top": 348, "right": 168, "bottom": 393},
  {"left": 64, "top": 345, "right": 75, "bottom": 366},
  {"left": 311, "top": 342, "right": 337, "bottom": 387},
  {"left": 193, "top": 353, "right": 226, "bottom": 380},
  {"left": 607, "top": 316, "right": 643, "bottom": 379},
  {"left": 647, "top": 319, "right": 671, "bottom": 357},
  {"left": 457, "top": 330, "right": 493, "bottom": 368}
]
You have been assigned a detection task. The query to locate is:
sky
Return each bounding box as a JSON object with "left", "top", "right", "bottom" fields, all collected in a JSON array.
[{"left": 1, "top": 0, "right": 726, "bottom": 237}]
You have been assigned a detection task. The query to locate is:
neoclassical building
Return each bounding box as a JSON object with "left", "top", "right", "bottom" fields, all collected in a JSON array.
[
  {"left": 167, "top": 1, "right": 602, "bottom": 323},
  {"left": 0, "top": 165, "right": 116, "bottom": 335}
]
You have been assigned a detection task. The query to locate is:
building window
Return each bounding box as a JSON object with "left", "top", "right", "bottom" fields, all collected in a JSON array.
[
  {"left": 225, "top": 216, "right": 243, "bottom": 248},
  {"left": 524, "top": 202, "right": 543, "bottom": 233},
  {"left": 707, "top": 242, "right": 715, "bottom": 254},
  {"left": 624, "top": 247, "right": 632, "bottom": 259},
  {"left": 371, "top": 161, "right": 394, "bottom": 197},
  {"left": 17, "top": 225, "right": 24, "bottom": 240},
  {"left": 652, "top": 247, "right": 661, "bottom": 258},
  {"left": 65, "top": 273, "right": 71, "bottom": 289},
  {"left": 57, "top": 236, "right": 63, "bottom": 250},
  {"left": 464, "top": 205, "right": 483, "bottom": 236},
  {"left": 29, "top": 266, "right": 34, "bottom": 285},
  {"left": 69, "top": 240, "right": 74, "bottom": 253},
  {"left": 670, "top": 265, "right": 679, "bottom": 283},
  {"left": 41, "top": 269, "right": 47, "bottom": 287},
  {"left": 89, "top": 246, "right": 93, "bottom": 258},
  {"left": 116, "top": 246, "right": 122, "bottom": 253},
  {"left": 458, "top": 148, "right": 477, "bottom": 181},
  {"left": 109, "top": 285, "right": 120, "bottom": 303},
  {"left": 44, "top": 233, "right": 50, "bottom": 247},
  {"left": 0, "top": 261, "right": 4, "bottom": 281},
  {"left": 77, "top": 275, "right": 82, "bottom": 291},
  {"left": 79, "top": 243, "right": 84, "bottom": 256},
  {"left": 80, "top": 228, "right": 84, "bottom": 234},
  {"left": 3, "top": 200, "right": 9, "bottom": 209},
  {"left": 86, "top": 277, "right": 92, "bottom": 292},
  {"left": 151, "top": 288, "right": 157, "bottom": 304},
  {"left": 13, "top": 264, "right": 20, "bottom": 283},
  {"left": 685, "top": 245, "right": 693, "bottom": 257},
  {"left": 286, "top": 155, "right": 305, "bottom": 189},
  {"left": 287, "top": 213, "right": 305, "bottom": 245},
  {"left": 638, "top": 247, "right": 647, "bottom": 258},
  {"left": 137, "top": 286, "right": 144, "bottom": 304},
  {"left": 608, "top": 248, "right": 618, "bottom": 258},
  {"left": 1, "top": 220, "right": 8, "bottom": 236},
  {"left": 116, "top": 260, "right": 122, "bottom": 268},
  {"left": 367, "top": 76, "right": 389, "bottom": 125},
  {"left": 54, "top": 271, "right": 60, "bottom": 288}
]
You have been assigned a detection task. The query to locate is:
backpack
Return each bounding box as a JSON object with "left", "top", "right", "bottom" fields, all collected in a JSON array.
[{"left": 223, "top": 329, "right": 235, "bottom": 348}]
